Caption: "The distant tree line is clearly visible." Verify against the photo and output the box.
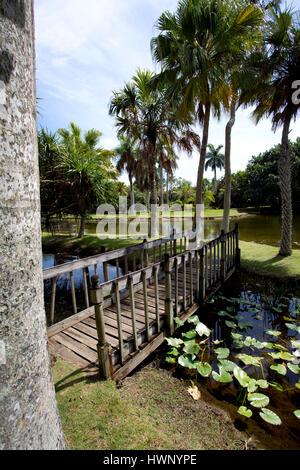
[214,138,300,213]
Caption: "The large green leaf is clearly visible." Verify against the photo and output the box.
[233,367,250,388]
[270,363,287,376]
[287,363,300,374]
[218,359,237,372]
[265,330,281,337]
[215,347,230,359]
[291,339,300,349]
[225,320,237,329]
[178,354,196,369]
[256,379,269,389]
[195,322,211,337]
[285,323,300,334]
[236,353,261,367]
[197,362,212,377]
[212,367,233,383]
[183,340,200,356]
[248,393,270,408]
[259,408,282,425]
[293,410,300,419]
[166,337,184,348]
[238,406,253,418]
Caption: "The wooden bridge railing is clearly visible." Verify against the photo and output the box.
[87,226,240,379]
[43,228,196,325]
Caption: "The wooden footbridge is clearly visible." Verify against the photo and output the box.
[45,226,240,381]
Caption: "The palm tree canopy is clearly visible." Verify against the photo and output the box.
[151,0,263,121]
[205,144,225,172]
[239,6,300,129]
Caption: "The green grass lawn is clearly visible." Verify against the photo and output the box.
[240,241,300,279]
[52,357,246,450]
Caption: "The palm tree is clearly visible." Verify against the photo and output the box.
[0,0,65,449]
[240,5,300,255]
[109,68,199,235]
[57,123,116,237]
[205,144,225,194]
[114,136,138,208]
[151,0,263,208]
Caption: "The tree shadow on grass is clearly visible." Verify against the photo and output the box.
[54,363,103,393]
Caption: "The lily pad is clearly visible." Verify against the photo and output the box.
[238,406,253,418]
[287,363,300,374]
[270,363,287,376]
[188,315,200,325]
[256,379,269,389]
[233,366,250,388]
[215,347,230,359]
[169,348,180,357]
[231,332,243,341]
[166,356,176,364]
[236,353,261,367]
[248,393,270,408]
[265,330,281,337]
[225,320,237,329]
[166,338,184,348]
[259,408,282,425]
[182,330,197,341]
[183,341,200,356]
[212,366,233,383]
[178,354,196,369]
[218,359,236,372]
[197,362,212,377]
[291,339,300,349]
[195,321,211,337]
[174,317,184,327]
[293,410,300,419]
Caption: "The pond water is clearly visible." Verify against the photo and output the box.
[43,253,123,325]
[166,275,300,450]
[47,214,300,249]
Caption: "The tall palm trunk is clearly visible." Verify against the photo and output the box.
[222,100,236,233]
[160,162,164,206]
[214,167,217,194]
[0,0,65,449]
[129,173,135,208]
[196,102,211,206]
[278,114,293,256]
[166,172,170,206]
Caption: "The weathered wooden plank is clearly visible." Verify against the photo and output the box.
[49,338,92,369]
[54,332,98,364]
[113,333,165,381]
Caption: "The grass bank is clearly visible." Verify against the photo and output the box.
[240,241,300,280]
[52,356,249,450]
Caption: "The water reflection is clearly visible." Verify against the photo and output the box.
[43,253,123,323]
[46,214,300,249]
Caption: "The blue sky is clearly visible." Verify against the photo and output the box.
[35,0,300,184]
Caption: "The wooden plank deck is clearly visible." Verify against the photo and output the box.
[49,261,220,370]
[47,228,240,380]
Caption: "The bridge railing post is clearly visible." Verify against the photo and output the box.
[235,224,241,271]
[164,253,174,336]
[199,245,205,304]
[90,275,113,379]
[220,230,226,281]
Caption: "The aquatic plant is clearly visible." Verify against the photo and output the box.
[165,293,300,427]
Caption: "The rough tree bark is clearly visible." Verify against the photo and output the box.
[0,0,65,449]
[222,99,236,233]
[278,114,293,256]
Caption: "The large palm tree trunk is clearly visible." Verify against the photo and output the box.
[278,115,293,256]
[222,100,236,233]
[129,173,135,208]
[0,1,65,449]
[196,102,211,206]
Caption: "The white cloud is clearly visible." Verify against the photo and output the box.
[35,0,300,185]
